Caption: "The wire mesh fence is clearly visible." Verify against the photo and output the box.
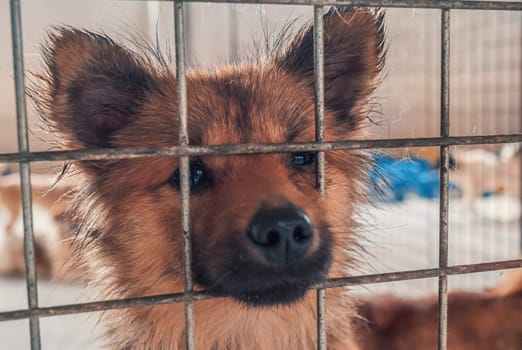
[2,1,522,350]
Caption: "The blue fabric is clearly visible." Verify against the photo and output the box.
[369,154,457,202]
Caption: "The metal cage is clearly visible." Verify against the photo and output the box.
[2,1,522,349]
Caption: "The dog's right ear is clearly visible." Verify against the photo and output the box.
[41,28,156,149]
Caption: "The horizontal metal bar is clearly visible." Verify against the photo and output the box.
[1,259,520,322]
[0,134,520,164]
[315,259,522,289]
[136,0,522,11]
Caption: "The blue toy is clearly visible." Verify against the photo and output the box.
[369,154,457,202]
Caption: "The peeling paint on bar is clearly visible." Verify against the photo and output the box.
[4,2,521,349]
[0,134,521,164]
[135,0,522,11]
[9,0,41,349]
[313,6,327,350]
[314,5,326,197]
[174,2,196,349]
[438,9,450,350]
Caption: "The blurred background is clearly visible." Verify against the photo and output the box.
[0,1,521,349]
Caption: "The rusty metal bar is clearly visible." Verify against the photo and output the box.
[228,5,239,63]
[0,134,521,164]
[3,3,522,349]
[518,13,522,255]
[9,0,41,349]
[174,1,195,349]
[0,259,520,322]
[438,8,451,350]
[135,0,522,11]
[313,6,327,349]
[314,6,326,197]
[316,288,327,349]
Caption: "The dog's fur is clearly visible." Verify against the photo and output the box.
[0,173,71,236]
[0,173,77,279]
[355,269,522,350]
[30,6,522,349]
[36,8,385,349]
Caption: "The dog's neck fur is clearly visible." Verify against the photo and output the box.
[103,289,359,350]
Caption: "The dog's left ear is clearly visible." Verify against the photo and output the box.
[276,8,385,127]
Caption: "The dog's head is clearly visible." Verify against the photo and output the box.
[39,8,385,306]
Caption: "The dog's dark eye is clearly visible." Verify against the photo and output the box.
[168,160,211,190]
[291,152,316,169]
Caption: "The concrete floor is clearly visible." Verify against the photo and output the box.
[0,279,102,350]
[354,196,520,296]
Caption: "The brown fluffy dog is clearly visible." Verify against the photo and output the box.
[35,7,384,349]
[355,269,522,350]
[0,173,71,236]
[0,173,76,279]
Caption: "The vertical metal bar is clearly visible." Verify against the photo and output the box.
[438,8,451,350]
[314,6,326,196]
[316,288,327,350]
[518,14,522,254]
[175,2,195,349]
[9,1,41,349]
[313,6,327,350]
[184,4,193,67]
[464,10,472,267]
[228,5,239,63]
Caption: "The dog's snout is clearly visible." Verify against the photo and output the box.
[247,205,313,265]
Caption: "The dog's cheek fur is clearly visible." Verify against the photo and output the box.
[323,149,368,271]
[91,188,183,294]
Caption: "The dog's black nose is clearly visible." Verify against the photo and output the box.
[247,205,313,265]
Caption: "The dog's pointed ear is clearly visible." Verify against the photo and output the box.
[276,8,385,128]
[42,28,156,149]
